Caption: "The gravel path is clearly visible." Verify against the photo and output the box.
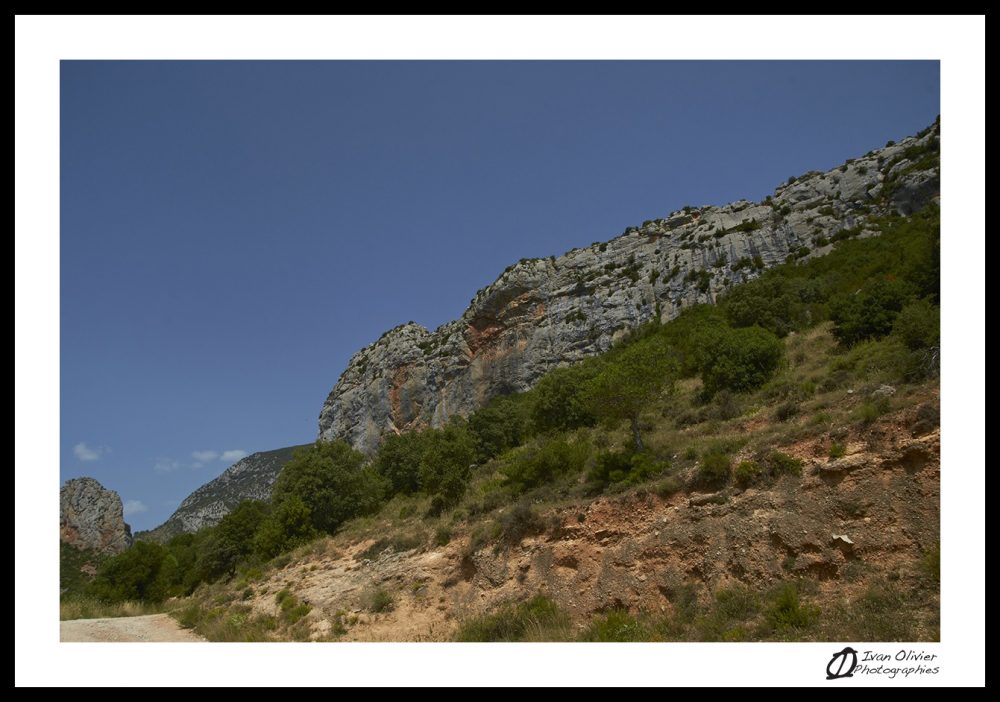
[60,613,205,642]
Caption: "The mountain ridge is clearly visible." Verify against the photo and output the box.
[318,122,940,454]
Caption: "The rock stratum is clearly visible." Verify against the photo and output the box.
[140,445,309,542]
[319,124,940,454]
[60,477,132,555]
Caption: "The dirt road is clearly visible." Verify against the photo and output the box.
[60,613,205,642]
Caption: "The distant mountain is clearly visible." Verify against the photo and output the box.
[60,477,132,554]
[138,445,309,542]
[319,122,941,454]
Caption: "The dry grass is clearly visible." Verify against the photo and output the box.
[60,596,168,621]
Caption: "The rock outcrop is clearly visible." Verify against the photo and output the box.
[319,123,940,454]
[139,445,309,542]
[60,477,132,555]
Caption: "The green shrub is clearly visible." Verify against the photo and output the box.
[253,494,317,560]
[434,525,453,547]
[654,475,683,499]
[530,362,601,434]
[855,397,891,425]
[696,451,731,487]
[829,442,846,459]
[699,326,784,396]
[768,451,804,477]
[498,501,545,545]
[374,430,427,494]
[501,437,589,494]
[774,401,799,422]
[892,299,939,351]
[733,460,762,488]
[579,610,653,641]
[418,420,478,507]
[766,583,819,633]
[468,394,532,461]
[589,450,669,489]
[89,541,174,604]
[830,279,912,346]
[455,595,569,642]
[365,587,395,613]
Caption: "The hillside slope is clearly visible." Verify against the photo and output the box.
[139,445,309,541]
[319,124,940,454]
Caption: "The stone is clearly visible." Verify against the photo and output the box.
[818,455,868,473]
[60,477,132,555]
[871,384,897,399]
[831,534,854,545]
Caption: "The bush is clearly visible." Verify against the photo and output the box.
[455,595,569,642]
[418,420,478,506]
[468,394,532,461]
[588,450,669,490]
[855,397,891,425]
[272,441,386,536]
[89,541,174,604]
[373,430,427,495]
[498,501,545,545]
[829,442,846,459]
[530,363,600,434]
[696,451,731,487]
[434,525,453,547]
[579,610,653,641]
[699,326,784,396]
[830,279,912,346]
[196,500,270,580]
[365,587,395,614]
[774,401,799,422]
[766,583,819,633]
[892,299,939,351]
[501,437,589,494]
[733,461,762,488]
[253,494,317,560]
[768,452,804,477]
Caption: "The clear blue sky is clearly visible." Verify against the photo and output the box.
[60,61,939,530]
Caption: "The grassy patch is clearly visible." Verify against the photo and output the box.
[455,595,570,642]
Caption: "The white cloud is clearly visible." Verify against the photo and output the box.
[73,442,107,462]
[122,500,148,516]
[192,450,219,463]
[153,457,183,473]
[220,449,248,462]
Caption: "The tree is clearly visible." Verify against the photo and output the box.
[468,394,531,461]
[253,494,316,559]
[89,541,173,603]
[699,326,784,396]
[582,340,679,452]
[271,441,386,535]
[830,279,911,346]
[418,420,477,506]
[196,500,269,579]
[374,430,427,495]
[529,362,601,434]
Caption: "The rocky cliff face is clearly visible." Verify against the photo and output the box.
[139,445,309,542]
[319,123,940,454]
[60,477,132,555]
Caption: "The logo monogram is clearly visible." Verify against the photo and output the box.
[827,646,859,680]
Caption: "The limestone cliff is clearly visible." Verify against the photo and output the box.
[60,477,132,555]
[319,123,940,454]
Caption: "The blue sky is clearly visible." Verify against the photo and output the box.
[60,61,939,530]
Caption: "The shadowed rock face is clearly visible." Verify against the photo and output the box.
[319,125,940,455]
[60,477,132,555]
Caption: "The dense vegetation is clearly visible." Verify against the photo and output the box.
[72,204,940,615]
